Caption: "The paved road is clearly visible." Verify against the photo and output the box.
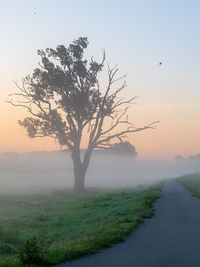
[58,179,200,267]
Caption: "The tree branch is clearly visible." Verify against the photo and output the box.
[96,121,159,146]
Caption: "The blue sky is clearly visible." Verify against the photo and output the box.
[1,0,200,102]
[1,0,200,157]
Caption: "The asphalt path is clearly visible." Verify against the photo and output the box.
[58,179,200,267]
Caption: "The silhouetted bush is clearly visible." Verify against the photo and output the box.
[18,236,53,264]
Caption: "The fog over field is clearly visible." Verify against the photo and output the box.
[0,151,196,194]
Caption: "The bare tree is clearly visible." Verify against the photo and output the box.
[8,37,157,192]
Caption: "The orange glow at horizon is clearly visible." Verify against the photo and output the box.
[1,98,200,159]
[1,0,200,161]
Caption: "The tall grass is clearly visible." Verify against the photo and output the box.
[177,173,200,197]
[0,184,162,266]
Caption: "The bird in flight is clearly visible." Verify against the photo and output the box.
[159,62,162,65]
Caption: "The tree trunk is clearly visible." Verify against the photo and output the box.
[72,147,92,192]
[74,163,86,192]
[72,151,86,192]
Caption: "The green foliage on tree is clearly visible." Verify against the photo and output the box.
[8,37,157,191]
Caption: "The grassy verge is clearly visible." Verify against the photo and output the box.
[0,183,162,266]
[177,173,200,198]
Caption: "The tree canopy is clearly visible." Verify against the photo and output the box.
[111,142,138,157]
[8,37,157,191]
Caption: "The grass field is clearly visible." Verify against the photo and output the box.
[0,184,162,266]
[177,173,200,197]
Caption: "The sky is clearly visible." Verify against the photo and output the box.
[0,0,200,159]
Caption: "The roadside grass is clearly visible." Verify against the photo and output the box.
[0,183,162,266]
[177,173,200,197]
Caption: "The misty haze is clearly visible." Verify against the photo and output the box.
[1,1,200,266]
[0,151,196,194]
